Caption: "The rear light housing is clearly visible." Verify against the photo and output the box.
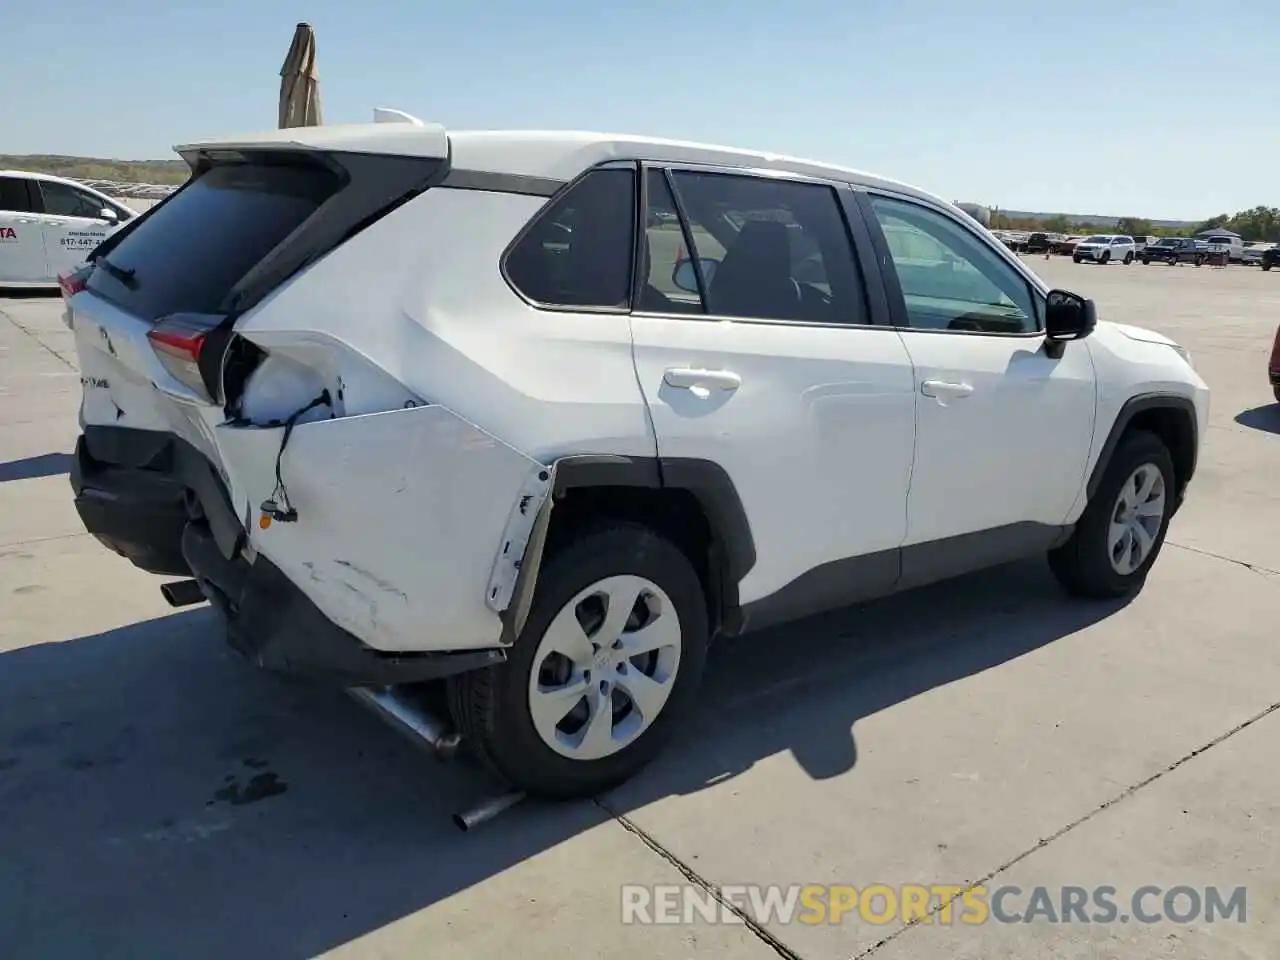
[1270,324,1280,375]
[146,313,226,403]
[58,264,91,301]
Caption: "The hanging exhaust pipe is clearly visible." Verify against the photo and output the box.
[160,578,206,607]
[348,685,461,761]
[453,791,527,832]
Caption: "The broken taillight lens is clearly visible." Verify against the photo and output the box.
[58,265,91,301]
[147,313,224,402]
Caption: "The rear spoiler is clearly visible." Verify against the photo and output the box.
[173,108,447,164]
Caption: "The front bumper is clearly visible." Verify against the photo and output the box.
[70,425,504,687]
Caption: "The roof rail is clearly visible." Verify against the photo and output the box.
[373,108,425,126]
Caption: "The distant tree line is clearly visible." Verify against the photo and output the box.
[991,207,1280,242]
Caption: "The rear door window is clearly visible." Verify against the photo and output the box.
[86,161,340,320]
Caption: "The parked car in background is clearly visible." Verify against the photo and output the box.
[1074,235,1137,264]
[1026,232,1053,254]
[1143,237,1206,267]
[0,171,136,287]
[1056,236,1085,256]
[1271,324,1280,403]
[1241,242,1274,266]
[1131,236,1155,256]
[1196,233,1243,262]
[60,111,1209,798]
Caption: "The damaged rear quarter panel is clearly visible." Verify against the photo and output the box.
[214,404,543,653]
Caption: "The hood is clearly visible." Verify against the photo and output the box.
[1106,321,1179,347]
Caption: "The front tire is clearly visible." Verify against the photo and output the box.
[1073,255,1082,264]
[1123,252,1134,265]
[1195,255,1205,267]
[1100,252,1111,264]
[1142,257,1151,265]
[1049,430,1176,599]
[449,522,709,799]
[1263,262,1273,272]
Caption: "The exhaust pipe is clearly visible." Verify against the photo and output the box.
[453,791,526,832]
[348,685,461,761]
[161,578,206,607]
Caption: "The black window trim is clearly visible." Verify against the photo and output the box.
[499,159,639,315]
[852,187,1047,338]
[628,160,892,331]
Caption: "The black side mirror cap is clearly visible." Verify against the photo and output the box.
[1045,289,1097,342]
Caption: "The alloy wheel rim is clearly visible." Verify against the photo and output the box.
[527,575,682,761]
[1107,463,1166,575]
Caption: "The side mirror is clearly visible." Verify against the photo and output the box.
[672,257,717,293]
[99,207,119,223]
[1044,289,1096,354]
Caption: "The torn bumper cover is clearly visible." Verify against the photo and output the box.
[70,425,506,687]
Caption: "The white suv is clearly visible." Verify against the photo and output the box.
[64,111,1209,799]
[1073,234,1137,265]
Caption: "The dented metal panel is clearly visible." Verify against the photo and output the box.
[214,404,543,653]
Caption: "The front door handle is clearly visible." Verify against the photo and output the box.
[664,368,742,392]
[920,379,974,400]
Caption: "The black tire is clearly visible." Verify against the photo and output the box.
[1100,252,1111,264]
[1194,255,1204,267]
[1263,262,1273,272]
[1123,252,1133,265]
[1048,430,1176,600]
[1073,256,1082,264]
[449,522,710,799]
[1168,258,1177,266]
[1142,257,1150,265]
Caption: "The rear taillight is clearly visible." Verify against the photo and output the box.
[147,314,223,402]
[1270,325,1280,374]
[58,265,91,301]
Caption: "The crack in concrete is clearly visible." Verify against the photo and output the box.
[0,303,77,370]
[851,699,1280,958]
[597,797,807,960]
[1166,539,1280,579]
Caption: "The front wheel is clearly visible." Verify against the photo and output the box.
[1263,262,1273,272]
[449,522,709,799]
[1073,256,1082,264]
[1123,252,1134,265]
[1049,430,1176,599]
[1100,252,1111,264]
[1142,257,1151,265]
[1195,255,1205,267]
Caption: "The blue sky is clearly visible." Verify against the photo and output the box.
[2,0,1275,219]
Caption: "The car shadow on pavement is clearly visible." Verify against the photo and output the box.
[1233,403,1280,435]
[0,452,73,483]
[0,558,1127,959]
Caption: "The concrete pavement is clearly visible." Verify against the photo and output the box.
[1,258,1278,958]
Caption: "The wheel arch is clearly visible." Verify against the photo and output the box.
[503,455,756,643]
[1086,393,1198,509]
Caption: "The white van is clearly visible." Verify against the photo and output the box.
[0,171,136,288]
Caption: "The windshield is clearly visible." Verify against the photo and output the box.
[1156,238,1181,246]
[1085,236,1113,244]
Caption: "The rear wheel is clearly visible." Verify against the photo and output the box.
[1263,262,1273,272]
[1195,255,1205,267]
[1123,252,1134,265]
[449,522,709,799]
[1142,257,1150,265]
[1073,255,1082,264]
[1049,430,1175,599]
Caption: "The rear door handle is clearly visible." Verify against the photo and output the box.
[921,379,974,399]
[664,368,742,391]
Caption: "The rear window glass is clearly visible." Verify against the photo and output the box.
[86,161,340,320]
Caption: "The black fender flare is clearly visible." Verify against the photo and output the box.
[498,454,756,643]
[550,455,757,584]
[1085,393,1199,503]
